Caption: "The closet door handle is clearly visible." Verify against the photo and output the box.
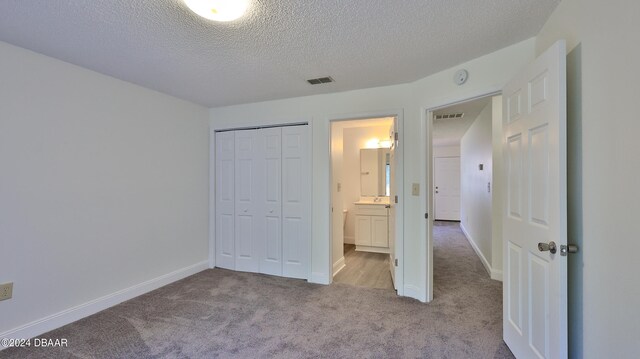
[269,209,274,213]
[243,209,248,213]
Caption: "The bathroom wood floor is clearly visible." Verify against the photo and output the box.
[333,244,394,290]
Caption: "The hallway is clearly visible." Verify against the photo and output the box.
[432,220,512,357]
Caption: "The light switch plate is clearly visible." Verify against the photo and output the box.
[412,183,420,196]
[0,282,13,301]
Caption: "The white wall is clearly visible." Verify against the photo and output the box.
[210,38,536,300]
[342,125,391,242]
[460,102,494,273]
[433,145,460,158]
[0,41,210,338]
[536,0,640,357]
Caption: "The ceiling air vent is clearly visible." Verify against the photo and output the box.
[434,113,464,120]
[307,76,334,85]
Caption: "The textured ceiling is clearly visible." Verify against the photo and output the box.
[433,96,492,146]
[0,1,559,107]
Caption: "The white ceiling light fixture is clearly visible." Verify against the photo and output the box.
[183,0,250,22]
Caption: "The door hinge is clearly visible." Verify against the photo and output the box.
[425,213,429,219]
[394,132,399,141]
[394,258,398,267]
[394,195,398,203]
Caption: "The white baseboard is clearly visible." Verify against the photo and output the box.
[0,261,209,343]
[355,245,390,254]
[310,271,330,285]
[332,256,346,276]
[343,236,355,244]
[460,224,502,282]
[491,269,503,281]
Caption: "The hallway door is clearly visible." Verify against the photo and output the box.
[434,157,461,221]
[502,40,569,358]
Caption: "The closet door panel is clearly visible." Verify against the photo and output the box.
[281,126,310,279]
[215,131,235,270]
[258,127,283,276]
[234,130,260,272]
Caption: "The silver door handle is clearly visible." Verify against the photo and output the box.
[243,209,248,213]
[269,209,274,213]
[538,241,557,254]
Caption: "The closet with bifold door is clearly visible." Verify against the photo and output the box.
[215,124,310,280]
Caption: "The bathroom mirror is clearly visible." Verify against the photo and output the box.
[360,148,390,197]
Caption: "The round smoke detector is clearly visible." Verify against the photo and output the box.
[453,69,469,85]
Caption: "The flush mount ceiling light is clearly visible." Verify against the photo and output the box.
[183,0,249,22]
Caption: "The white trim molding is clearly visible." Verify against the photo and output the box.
[332,256,346,277]
[491,269,503,281]
[460,224,503,282]
[0,261,209,343]
[310,271,330,285]
[403,285,424,302]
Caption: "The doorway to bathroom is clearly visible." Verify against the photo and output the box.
[329,116,401,292]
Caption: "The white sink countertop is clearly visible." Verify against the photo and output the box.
[354,197,390,205]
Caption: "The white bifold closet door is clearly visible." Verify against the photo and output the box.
[215,131,236,270]
[234,129,260,272]
[281,126,310,279]
[258,127,283,276]
[215,125,309,279]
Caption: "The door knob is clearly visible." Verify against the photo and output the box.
[243,209,248,213]
[269,209,274,213]
[538,241,557,254]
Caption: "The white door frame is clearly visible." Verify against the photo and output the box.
[209,120,313,281]
[328,109,405,296]
[421,89,501,301]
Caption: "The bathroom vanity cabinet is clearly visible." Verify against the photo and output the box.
[354,202,389,253]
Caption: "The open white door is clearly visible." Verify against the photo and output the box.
[388,119,398,289]
[502,40,568,358]
[330,124,345,278]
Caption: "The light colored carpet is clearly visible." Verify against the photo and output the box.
[2,221,512,358]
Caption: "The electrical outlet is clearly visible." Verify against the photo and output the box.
[412,183,420,196]
[0,282,13,301]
